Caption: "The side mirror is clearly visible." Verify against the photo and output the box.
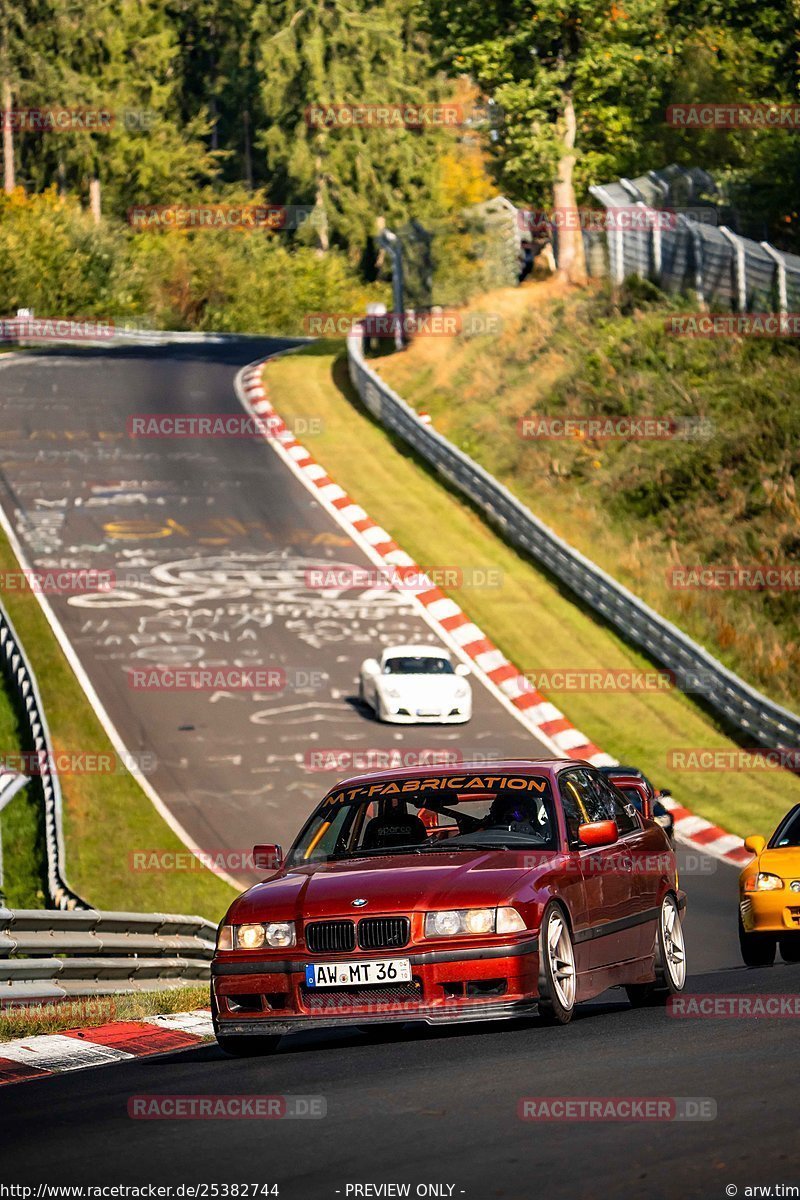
[253,844,283,871]
[455,663,471,677]
[578,820,618,849]
[743,835,765,857]
[361,658,380,677]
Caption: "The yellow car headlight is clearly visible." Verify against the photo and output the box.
[744,872,784,892]
[233,921,296,949]
[236,922,266,950]
[424,907,526,937]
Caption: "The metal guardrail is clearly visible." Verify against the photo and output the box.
[0,908,216,1001]
[587,166,800,313]
[0,601,87,910]
[346,329,800,753]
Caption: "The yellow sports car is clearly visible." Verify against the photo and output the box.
[739,803,800,966]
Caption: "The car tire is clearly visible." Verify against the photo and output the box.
[778,936,800,964]
[215,1034,281,1057]
[738,914,776,967]
[537,902,577,1025]
[626,892,686,1007]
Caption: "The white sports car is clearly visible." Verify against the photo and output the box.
[358,644,472,724]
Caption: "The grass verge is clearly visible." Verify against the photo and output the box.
[0,527,235,920]
[0,985,210,1041]
[377,278,800,713]
[264,342,800,840]
[0,660,45,908]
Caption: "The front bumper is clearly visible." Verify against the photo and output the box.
[740,891,800,934]
[379,710,471,725]
[213,936,539,1036]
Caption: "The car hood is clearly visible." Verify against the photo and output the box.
[758,848,800,879]
[228,849,555,923]
[374,675,467,701]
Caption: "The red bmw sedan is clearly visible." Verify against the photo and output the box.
[211,759,687,1054]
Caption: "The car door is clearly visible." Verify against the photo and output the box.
[587,771,657,960]
[558,768,638,969]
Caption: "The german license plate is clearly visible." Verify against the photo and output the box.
[305,959,412,988]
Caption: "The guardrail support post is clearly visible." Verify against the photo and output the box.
[720,226,747,312]
[760,241,788,316]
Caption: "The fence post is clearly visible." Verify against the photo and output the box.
[720,226,747,311]
[681,217,705,306]
[377,228,405,350]
[760,242,788,316]
[633,200,661,281]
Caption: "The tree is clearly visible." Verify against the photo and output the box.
[10,0,217,219]
[425,0,684,282]
[253,0,462,260]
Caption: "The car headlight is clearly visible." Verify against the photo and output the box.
[383,686,401,701]
[216,924,233,950]
[424,907,525,937]
[744,872,784,892]
[226,921,297,949]
[454,684,470,700]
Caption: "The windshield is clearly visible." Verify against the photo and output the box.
[770,805,800,849]
[287,772,557,865]
[384,656,454,675]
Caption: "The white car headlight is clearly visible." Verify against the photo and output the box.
[454,683,470,700]
[745,872,784,892]
[424,907,525,937]
[383,686,402,701]
[232,921,296,949]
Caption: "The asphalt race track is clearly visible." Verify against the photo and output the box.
[0,340,549,882]
[1,342,798,1197]
[3,866,800,1198]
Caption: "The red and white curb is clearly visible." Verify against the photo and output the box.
[235,357,750,871]
[0,1009,213,1086]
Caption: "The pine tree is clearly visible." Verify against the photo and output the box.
[254,0,460,258]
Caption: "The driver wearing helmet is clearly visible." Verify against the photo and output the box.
[484,792,551,838]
